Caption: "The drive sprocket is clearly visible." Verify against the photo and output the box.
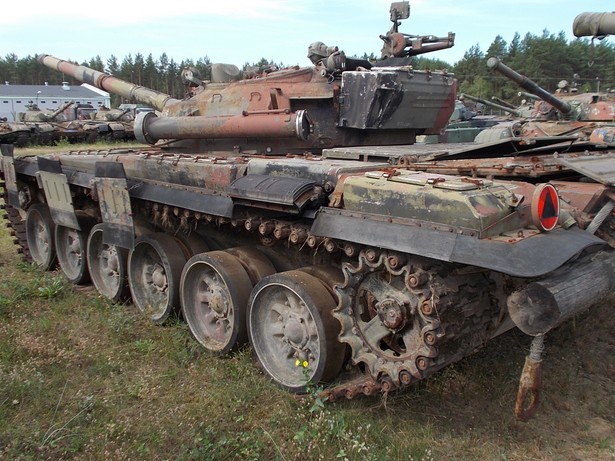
[333,250,500,388]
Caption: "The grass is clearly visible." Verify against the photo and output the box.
[1,172,614,460]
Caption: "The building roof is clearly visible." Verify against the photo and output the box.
[0,83,109,99]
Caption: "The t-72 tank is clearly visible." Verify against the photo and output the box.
[0,102,81,146]
[0,102,135,146]
[1,2,613,421]
[476,56,615,143]
[75,105,135,142]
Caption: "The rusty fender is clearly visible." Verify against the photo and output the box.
[507,249,615,336]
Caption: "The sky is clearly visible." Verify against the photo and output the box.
[1,0,612,71]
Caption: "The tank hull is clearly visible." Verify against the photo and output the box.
[1,141,612,409]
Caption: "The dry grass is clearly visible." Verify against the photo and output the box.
[0,181,614,460]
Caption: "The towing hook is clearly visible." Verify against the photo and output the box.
[515,334,545,421]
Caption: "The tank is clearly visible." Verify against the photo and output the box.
[3,102,87,145]
[476,56,615,143]
[0,101,135,145]
[1,2,613,421]
[2,103,79,146]
[419,96,506,143]
[73,105,136,142]
[0,118,34,146]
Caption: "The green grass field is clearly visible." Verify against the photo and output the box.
[0,146,613,460]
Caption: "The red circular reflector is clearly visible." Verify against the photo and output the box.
[531,183,559,232]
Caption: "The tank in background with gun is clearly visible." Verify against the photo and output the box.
[475,57,615,143]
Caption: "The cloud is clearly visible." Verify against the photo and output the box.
[0,0,302,25]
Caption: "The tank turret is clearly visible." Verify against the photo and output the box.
[93,106,133,122]
[38,7,456,154]
[46,102,75,121]
[20,102,73,123]
[487,57,572,117]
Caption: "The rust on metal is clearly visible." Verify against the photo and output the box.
[515,355,543,421]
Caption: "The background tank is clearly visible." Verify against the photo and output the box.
[475,56,615,143]
[418,95,508,144]
[0,101,135,145]
[0,118,33,146]
[1,2,613,423]
[460,92,522,118]
[87,106,135,141]
[12,102,90,144]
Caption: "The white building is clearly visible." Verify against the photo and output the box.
[0,82,110,121]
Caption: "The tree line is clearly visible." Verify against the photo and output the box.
[1,30,614,108]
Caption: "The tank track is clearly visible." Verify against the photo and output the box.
[0,172,30,262]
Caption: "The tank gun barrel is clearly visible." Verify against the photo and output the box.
[459,93,520,116]
[48,101,74,120]
[517,91,541,101]
[487,57,572,115]
[490,96,516,110]
[573,12,615,37]
[38,54,180,112]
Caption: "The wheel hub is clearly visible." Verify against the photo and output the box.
[150,264,167,292]
[102,247,119,274]
[283,313,309,348]
[376,298,406,330]
[36,224,50,252]
[208,287,228,317]
[334,251,439,386]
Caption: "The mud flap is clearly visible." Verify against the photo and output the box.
[0,144,19,208]
[93,162,135,249]
[37,157,80,230]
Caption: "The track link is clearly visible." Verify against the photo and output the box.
[0,173,30,261]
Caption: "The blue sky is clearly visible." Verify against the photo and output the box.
[1,0,612,69]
